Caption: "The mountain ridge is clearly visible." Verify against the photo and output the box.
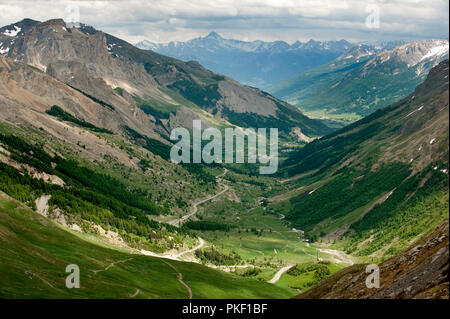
[272,59,449,260]
[0,18,331,140]
[136,33,354,89]
[269,39,449,123]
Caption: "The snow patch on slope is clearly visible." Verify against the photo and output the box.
[0,42,10,55]
[2,25,21,37]
[420,41,449,62]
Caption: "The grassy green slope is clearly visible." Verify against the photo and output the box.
[269,56,370,106]
[0,193,293,299]
[272,60,449,259]
[343,166,449,258]
[276,262,344,292]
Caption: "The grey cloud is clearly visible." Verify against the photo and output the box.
[0,0,447,43]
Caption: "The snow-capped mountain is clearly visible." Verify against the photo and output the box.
[269,39,449,122]
[136,33,353,89]
[337,44,379,61]
[361,40,449,76]
[0,19,39,55]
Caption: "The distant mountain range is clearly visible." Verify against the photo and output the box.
[136,33,355,89]
[269,40,449,123]
[136,34,410,90]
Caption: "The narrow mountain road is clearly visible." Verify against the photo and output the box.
[268,264,294,284]
[168,168,229,227]
[162,260,193,299]
[91,258,133,274]
[140,237,205,261]
[140,169,229,262]
[129,288,140,298]
[210,264,262,272]
[173,238,205,259]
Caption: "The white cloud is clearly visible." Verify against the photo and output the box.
[0,0,447,43]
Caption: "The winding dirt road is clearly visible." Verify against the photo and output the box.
[168,168,229,227]
[140,237,204,261]
[140,169,229,261]
[162,260,193,299]
[268,264,294,284]
[173,238,205,259]
[91,258,133,274]
[129,288,140,298]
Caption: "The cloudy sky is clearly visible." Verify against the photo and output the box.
[0,0,448,44]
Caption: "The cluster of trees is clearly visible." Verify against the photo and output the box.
[124,125,216,184]
[287,163,411,232]
[287,261,329,276]
[123,125,171,160]
[0,133,54,173]
[345,163,449,256]
[113,87,124,96]
[313,265,331,281]
[195,247,242,266]
[46,105,113,134]
[0,159,183,240]
[185,220,232,231]
[238,267,262,277]
[0,133,189,250]
[66,85,115,110]
[282,121,385,176]
[56,159,166,216]
[287,261,331,284]
[168,79,221,108]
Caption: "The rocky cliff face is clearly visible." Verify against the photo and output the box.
[296,220,449,299]
[0,51,162,142]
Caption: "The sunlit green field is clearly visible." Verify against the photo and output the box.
[0,193,294,299]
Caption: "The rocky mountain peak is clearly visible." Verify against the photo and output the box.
[205,31,222,40]
[338,43,378,60]
[40,18,66,28]
[0,18,39,38]
[366,39,449,70]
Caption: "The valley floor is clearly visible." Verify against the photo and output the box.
[156,168,353,293]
